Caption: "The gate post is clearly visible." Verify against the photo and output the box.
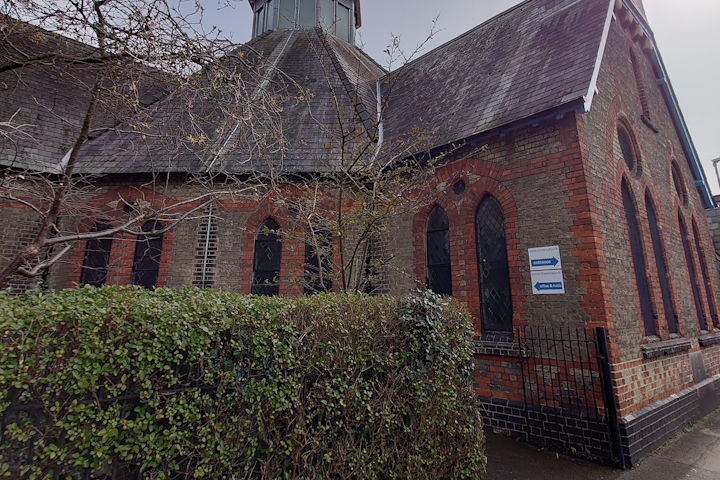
[595,327,626,469]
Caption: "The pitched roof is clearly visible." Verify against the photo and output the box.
[0,16,172,172]
[3,0,614,175]
[379,0,610,155]
[73,28,385,175]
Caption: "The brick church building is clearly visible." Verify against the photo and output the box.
[2,0,720,467]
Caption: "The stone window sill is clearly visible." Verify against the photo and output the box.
[475,339,520,358]
[641,337,691,359]
[699,332,720,348]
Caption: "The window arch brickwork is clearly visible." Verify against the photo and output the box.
[692,218,719,328]
[621,180,656,336]
[678,213,707,331]
[644,193,677,334]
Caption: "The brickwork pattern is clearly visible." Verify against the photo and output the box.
[579,18,720,417]
[0,206,42,292]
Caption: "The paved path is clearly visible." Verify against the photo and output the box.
[486,408,720,480]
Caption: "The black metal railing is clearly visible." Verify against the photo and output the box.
[517,326,605,420]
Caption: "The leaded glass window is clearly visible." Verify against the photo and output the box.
[298,0,315,27]
[252,219,282,296]
[319,0,335,32]
[679,214,707,331]
[475,196,513,334]
[305,228,333,295]
[645,194,677,333]
[336,3,350,41]
[426,206,452,296]
[254,5,265,36]
[80,221,113,287]
[278,0,295,28]
[265,0,275,32]
[131,221,163,289]
[621,181,655,336]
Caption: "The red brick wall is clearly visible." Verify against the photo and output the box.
[579,17,720,416]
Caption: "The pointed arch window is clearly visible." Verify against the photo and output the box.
[621,180,655,336]
[692,219,719,328]
[678,214,707,331]
[80,221,113,287]
[252,219,282,296]
[645,194,678,333]
[131,220,163,289]
[475,196,513,334]
[426,206,452,296]
[671,161,688,206]
[618,126,636,172]
[305,228,333,295]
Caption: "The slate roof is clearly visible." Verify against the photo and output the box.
[0,16,172,172]
[1,0,613,175]
[71,27,385,174]
[379,0,610,155]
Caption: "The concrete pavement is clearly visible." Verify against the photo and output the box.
[485,408,720,480]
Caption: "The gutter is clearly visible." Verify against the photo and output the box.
[652,52,715,209]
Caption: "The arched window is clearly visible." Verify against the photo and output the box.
[618,126,636,172]
[621,180,655,336]
[645,194,677,333]
[305,228,333,295]
[426,206,452,296]
[475,196,513,334]
[692,219,719,328]
[678,214,707,331]
[252,218,282,296]
[131,220,163,289]
[80,221,113,287]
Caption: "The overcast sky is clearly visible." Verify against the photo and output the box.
[203,0,720,193]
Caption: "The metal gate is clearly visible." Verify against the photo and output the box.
[517,326,622,466]
[480,326,623,466]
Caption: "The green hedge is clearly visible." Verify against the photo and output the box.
[0,287,484,479]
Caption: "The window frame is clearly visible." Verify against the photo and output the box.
[425,205,452,296]
[80,221,113,287]
[475,195,513,336]
[644,192,678,334]
[621,179,656,337]
[131,220,164,289]
[251,218,282,296]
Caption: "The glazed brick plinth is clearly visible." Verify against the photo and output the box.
[478,397,614,464]
[618,374,720,466]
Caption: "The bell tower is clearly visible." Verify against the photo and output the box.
[249,0,361,43]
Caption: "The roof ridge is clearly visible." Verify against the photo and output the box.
[318,28,378,142]
[1,14,98,54]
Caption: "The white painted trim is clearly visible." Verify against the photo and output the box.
[370,79,384,164]
[583,0,616,113]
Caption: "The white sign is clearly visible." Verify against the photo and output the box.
[528,246,562,271]
[531,270,566,295]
